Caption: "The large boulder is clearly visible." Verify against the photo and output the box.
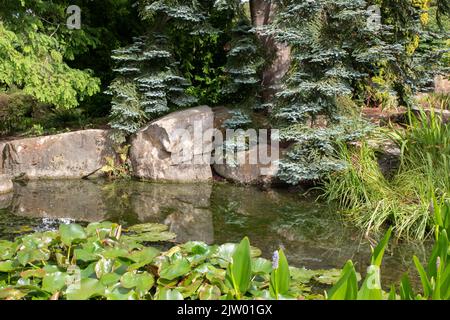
[0,174,13,194]
[0,130,115,179]
[213,143,279,185]
[130,106,214,182]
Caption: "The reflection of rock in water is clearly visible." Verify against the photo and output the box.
[164,208,214,244]
[9,180,214,244]
[0,192,13,209]
[130,183,214,244]
[11,180,107,221]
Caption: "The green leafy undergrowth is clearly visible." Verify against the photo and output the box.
[0,222,342,300]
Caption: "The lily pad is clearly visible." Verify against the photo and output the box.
[199,283,221,300]
[159,258,191,280]
[157,287,184,300]
[59,224,87,246]
[65,278,105,300]
[42,271,67,294]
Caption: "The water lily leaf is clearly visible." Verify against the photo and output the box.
[120,271,154,293]
[0,260,18,272]
[95,258,114,279]
[80,262,97,279]
[315,269,349,285]
[252,258,272,274]
[0,240,16,260]
[159,258,191,280]
[102,248,129,259]
[0,287,28,300]
[181,241,210,255]
[123,232,176,243]
[85,222,115,237]
[59,224,87,246]
[100,273,122,286]
[157,287,184,300]
[214,243,261,267]
[73,248,98,262]
[199,283,221,300]
[127,223,168,233]
[123,223,176,243]
[65,278,105,300]
[17,248,50,266]
[105,285,137,300]
[128,247,160,264]
[42,272,67,294]
[43,265,60,274]
[290,267,317,283]
[20,268,46,279]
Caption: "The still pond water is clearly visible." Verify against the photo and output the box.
[0,179,430,286]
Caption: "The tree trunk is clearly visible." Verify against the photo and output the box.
[250,0,291,102]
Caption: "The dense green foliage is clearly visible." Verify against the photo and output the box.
[257,0,450,185]
[323,108,450,239]
[108,0,265,141]
[0,222,342,300]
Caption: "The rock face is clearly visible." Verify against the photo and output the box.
[0,130,115,179]
[0,174,13,194]
[213,144,279,185]
[130,106,214,182]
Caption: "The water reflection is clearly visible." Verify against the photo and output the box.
[0,179,431,286]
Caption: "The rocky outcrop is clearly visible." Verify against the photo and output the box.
[0,174,13,194]
[0,130,115,179]
[130,106,214,182]
[213,143,279,185]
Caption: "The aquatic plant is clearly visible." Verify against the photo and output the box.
[328,199,450,300]
[0,222,341,300]
[322,108,450,239]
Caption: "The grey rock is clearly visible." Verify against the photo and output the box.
[0,174,13,194]
[130,106,214,182]
[0,130,115,179]
[213,143,279,185]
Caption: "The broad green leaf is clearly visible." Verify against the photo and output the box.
[100,273,121,286]
[59,224,87,246]
[65,278,105,300]
[327,260,358,300]
[120,271,154,293]
[357,265,382,300]
[0,260,17,272]
[157,287,184,300]
[159,258,191,280]
[105,285,137,300]
[0,287,28,300]
[95,258,114,279]
[252,258,272,274]
[371,227,392,267]
[42,272,67,294]
[399,273,415,300]
[199,283,221,300]
[20,268,46,279]
[413,255,431,298]
[227,237,252,296]
[128,247,160,264]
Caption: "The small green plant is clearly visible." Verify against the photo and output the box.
[100,145,131,179]
[328,199,450,300]
[269,248,290,300]
[225,237,252,299]
[26,124,45,137]
[327,227,392,300]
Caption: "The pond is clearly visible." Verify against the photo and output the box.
[0,179,430,287]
